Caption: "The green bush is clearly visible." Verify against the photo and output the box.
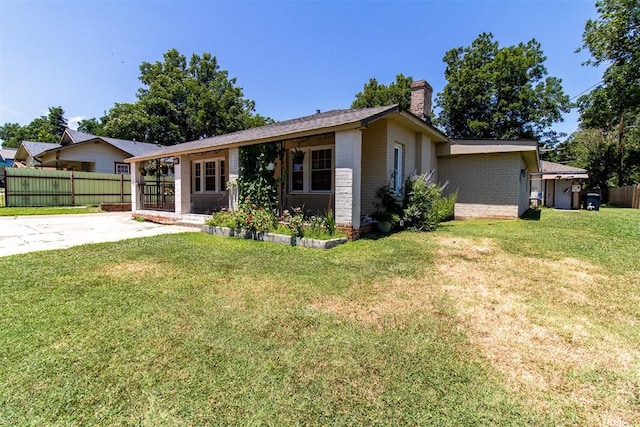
[206,200,277,233]
[403,173,456,231]
[207,204,343,240]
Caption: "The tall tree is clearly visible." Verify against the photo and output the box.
[0,106,68,147]
[351,74,413,110]
[578,0,640,186]
[82,49,267,145]
[435,33,571,142]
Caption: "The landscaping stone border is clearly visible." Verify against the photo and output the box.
[202,225,348,249]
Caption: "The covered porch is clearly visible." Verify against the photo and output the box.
[127,128,364,237]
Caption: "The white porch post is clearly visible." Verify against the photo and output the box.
[130,161,142,211]
[228,147,240,210]
[335,129,362,231]
[175,156,190,214]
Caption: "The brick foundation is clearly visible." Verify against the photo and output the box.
[100,203,131,212]
[134,213,178,225]
[337,222,375,241]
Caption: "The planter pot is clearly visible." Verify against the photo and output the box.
[376,220,392,233]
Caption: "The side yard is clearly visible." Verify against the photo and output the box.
[0,208,638,425]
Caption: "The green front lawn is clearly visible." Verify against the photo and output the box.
[1,207,638,425]
[0,205,103,216]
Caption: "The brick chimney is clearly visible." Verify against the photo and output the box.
[410,80,433,122]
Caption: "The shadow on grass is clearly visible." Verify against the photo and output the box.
[521,209,541,221]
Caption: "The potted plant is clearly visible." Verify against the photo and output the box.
[292,149,305,167]
[371,184,403,233]
[370,210,400,233]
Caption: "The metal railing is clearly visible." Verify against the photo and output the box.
[140,177,175,212]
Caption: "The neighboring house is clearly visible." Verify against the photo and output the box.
[1,147,17,185]
[0,147,17,167]
[13,141,61,168]
[13,129,159,174]
[126,79,540,239]
[531,161,589,210]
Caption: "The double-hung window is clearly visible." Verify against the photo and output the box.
[290,147,333,193]
[192,158,226,193]
[115,162,130,175]
[393,144,404,194]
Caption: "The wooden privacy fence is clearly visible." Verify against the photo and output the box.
[608,184,640,208]
[3,169,131,207]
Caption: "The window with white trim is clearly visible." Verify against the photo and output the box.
[289,147,333,193]
[192,158,226,193]
[115,162,130,175]
[393,144,404,194]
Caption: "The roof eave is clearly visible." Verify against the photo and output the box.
[126,121,366,163]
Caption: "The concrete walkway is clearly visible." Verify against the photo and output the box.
[0,212,199,257]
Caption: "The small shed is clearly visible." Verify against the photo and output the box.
[531,161,588,210]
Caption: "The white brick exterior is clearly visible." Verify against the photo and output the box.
[335,129,362,228]
[228,148,239,211]
[175,157,190,214]
[130,162,142,211]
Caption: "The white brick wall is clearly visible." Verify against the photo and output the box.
[335,129,362,228]
[228,148,239,211]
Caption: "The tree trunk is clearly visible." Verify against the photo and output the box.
[618,112,624,187]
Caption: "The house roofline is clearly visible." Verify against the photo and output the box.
[125,122,364,163]
[126,105,450,163]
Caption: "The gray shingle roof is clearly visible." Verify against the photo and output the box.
[64,129,96,143]
[61,128,160,157]
[132,105,402,160]
[94,136,160,157]
[0,147,17,161]
[22,141,61,157]
[540,160,587,174]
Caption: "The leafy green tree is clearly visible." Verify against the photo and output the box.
[435,33,571,142]
[578,0,640,185]
[77,117,105,135]
[351,74,413,110]
[556,129,619,189]
[0,123,26,148]
[0,106,67,147]
[87,49,264,145]
[102,103,151,142]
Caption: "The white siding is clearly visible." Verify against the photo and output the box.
[56,141,129,173]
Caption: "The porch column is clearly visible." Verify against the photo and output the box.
[335,129,362,232]
[175,156,190,214]
[130,161,142,211]
[228,147,240,210]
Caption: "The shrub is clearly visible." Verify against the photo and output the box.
[323,208,336,236]
[206,200,277,234]
[403,173,456,231]
[281,207,305,237]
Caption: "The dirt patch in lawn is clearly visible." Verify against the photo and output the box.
[435,236,640,426]
[310,276,441,330]
[99,261,168,279]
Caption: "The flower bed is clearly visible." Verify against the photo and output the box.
[201,225,347,249]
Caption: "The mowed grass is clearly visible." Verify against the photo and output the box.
[0,205,103,216]
[1,208,638,425]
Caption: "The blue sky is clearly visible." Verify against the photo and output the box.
[0,0,602,141]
